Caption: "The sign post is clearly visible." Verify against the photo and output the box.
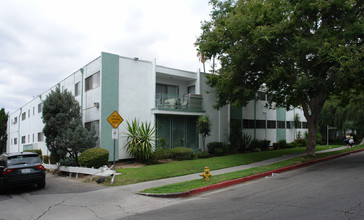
[107,111,124,170]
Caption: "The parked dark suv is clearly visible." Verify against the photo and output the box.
[0,152,46,190]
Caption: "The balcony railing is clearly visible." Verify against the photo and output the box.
[155,93,204,112]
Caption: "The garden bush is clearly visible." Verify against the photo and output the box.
[151,148,172,161]
[79,148,109,168]
[277,140,288,149]
[295,138,307,147]
[248,139,270,151]
[194,151,210,159]
[171,147,194,160]
[207,142,226,155]
[286,142,298,148]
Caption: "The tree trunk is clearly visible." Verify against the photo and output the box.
[301,92,328,156]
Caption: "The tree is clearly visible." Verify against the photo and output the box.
[320,92,364,141]
[42,87,97,165]
[0,108,8,154]
[196,0,363,155]
[197,115,211,152]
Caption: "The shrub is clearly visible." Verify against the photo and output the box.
[194,151,210,159]
[273,140,288,149]
[248,139,270,152]
[79,148,109,168]
[277,140,287,149]
[207,142,226,155]
[151,148,172,161]
[171,147,193,160]
[24,149,42,157]
[295,138,307,147]
[286,142,298,148]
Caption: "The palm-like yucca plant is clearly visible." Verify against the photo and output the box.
[124,119,156,162]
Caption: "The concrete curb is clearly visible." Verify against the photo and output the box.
[140,148,364,198]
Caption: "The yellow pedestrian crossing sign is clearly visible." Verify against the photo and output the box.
[107,111,124,128]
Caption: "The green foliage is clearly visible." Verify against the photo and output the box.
[320,95,364,140]
[197,115,211,151]
[151,148,172,161]
[24,149,42,156]
[207,142,226,155]
[171,147,194,161]
[0,108,8,154]
[273,140,288,150]
[194,151,210,159]
[124,119,156,162]
[286,142,298,148]
[248,139,270,152]
[196,0,364,155]
[78,148,109,168]
[42,87,97,165]
[295,138,307,147]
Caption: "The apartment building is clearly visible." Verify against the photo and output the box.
[7,52,308,161]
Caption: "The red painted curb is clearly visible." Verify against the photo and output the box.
[142,148,364,198]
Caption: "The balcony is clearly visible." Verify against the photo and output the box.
[154,93,204,112]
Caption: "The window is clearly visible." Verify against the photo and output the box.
[75,82,80,96]
[256,120,266,129]
[85,71,100,91]
[14,138,17,145]
[13,117,17,124]
[28,109,30,118]
[21,136,26,144]
[286,121,293,129]
[33,107,35,115]
[85,120,100,136]
[277,121,285,129]
[38,132,44,142]
[257,91,266,101]
[302,122,308,129]
[243,119,255,129]
[22,112,26,121]
[156,84,179,96]
[267,120,276,129]
[38,103,42,113]
[32,134,34,142]
[188,85,196,94]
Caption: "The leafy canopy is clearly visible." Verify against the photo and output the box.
[196,0,363,155]
[42,87,97,165]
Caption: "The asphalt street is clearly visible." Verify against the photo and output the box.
[121,151,364,220]
[0,148,363,220]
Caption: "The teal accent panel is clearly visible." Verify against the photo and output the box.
[100,52,120,161]
[230,106,242,120]
[276,108,286,141]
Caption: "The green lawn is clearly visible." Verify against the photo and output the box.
[141,145,364,194]
[107,145,343,186]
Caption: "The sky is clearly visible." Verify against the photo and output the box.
[0,0,212,114]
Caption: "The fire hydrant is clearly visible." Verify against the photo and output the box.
[200,166,212,181]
